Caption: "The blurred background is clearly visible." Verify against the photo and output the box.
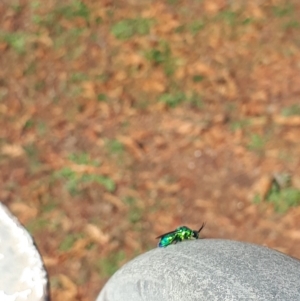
[1,0,300,300]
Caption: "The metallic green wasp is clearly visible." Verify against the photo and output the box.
[156,223,205,248]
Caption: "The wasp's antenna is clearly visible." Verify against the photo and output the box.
[198,222,205,233]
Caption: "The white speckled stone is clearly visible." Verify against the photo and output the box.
[0,203,49,301]
[97,239,300,301]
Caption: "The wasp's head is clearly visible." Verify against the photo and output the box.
[192,230,200,239]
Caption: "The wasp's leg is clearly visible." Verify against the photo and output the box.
[172,237,180,245]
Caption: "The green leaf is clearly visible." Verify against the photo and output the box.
[111,18,153,40]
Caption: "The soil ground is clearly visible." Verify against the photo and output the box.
[1,1,300,300]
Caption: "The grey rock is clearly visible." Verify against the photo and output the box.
[97,239,300,301]
[0,203,49,301]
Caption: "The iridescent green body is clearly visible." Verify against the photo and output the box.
[156,223,205,248]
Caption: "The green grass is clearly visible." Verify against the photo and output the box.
[95,73,111,83]
[146,49,166,64]
[159,92,186,108]
[34,80,46,91]
[41,202,57,213]
[253,175,300,213]
[174,25,185,33]
[266,186,300,213]
[96,251,126,277]
[283,20,300,30]
[247,133,265,151]
[0,32,27,54]
[68,152,100,166]
[70,72,89,83]
[281,104,300,116]
[215,10,238,26]
[32,0,91,29]
[55,167,116,194]
[24,61,36,75]
[128,209,143,224]
[272,3,294,17]
[192,75,205,82]
[37,121,48,136]
[54,167,80,195]
[23,119,35,130]
[230,119,250,131]
[97,93,107,102]
[187,92,203,109]
[26,217,49,234]
[106,139,124,154]
[124,197,143,224]
[83,174,116,192]
[11,4,23,13]
[158,91,203,109]
[57,1,90,21]
[59,233,84,251]
[144,41,176,76]
[23,142,42,173]
[111,18,154,40]
[167,0,179,4]
[242,17,255,25]
[189,20,205,35]
[252,194,261,205]
[53,28,86,50]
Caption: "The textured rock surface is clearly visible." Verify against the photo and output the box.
[97,239,300,301]
[0,203,49,301]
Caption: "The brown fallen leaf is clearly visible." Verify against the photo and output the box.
[252,175,273,201]
[84,224,110,245]
[203,0,226,14]
[1,144,24,157]
[103,193,127,211]
[273,115,300,126]
[286,230,300,240]
[54,274,77,301]
[43,256,59,267]
[9,202,38,224]
[117,135,144,160]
